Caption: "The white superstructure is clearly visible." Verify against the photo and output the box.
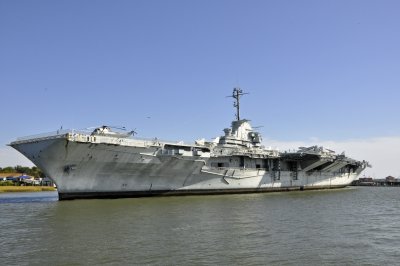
[10,88,369,200]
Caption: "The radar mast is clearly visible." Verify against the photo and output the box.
[228,87,248,121]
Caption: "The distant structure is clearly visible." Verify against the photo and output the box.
[0,172,22,181]
[352,176,400,186]
[0,172,52,186]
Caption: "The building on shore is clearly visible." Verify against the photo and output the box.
[0,172,24,181]
[0,173,53,186]
[352,176,400,186]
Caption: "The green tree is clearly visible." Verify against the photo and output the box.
[0,166,15,173]
[15,165,31,175]
[0,166,45,178]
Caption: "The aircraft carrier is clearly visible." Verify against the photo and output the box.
[10,88,369,200]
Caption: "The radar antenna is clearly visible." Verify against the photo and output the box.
[227,87,249,121]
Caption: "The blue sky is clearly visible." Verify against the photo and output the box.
[1,0,400,177]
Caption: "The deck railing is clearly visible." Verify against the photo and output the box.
[14,128,195,146]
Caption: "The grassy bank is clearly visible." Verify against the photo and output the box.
[0,186,56,193]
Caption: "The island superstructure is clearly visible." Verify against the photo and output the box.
[10,88,369,200]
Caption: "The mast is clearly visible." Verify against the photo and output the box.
[228,87,248,121]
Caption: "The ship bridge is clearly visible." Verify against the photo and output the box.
[218,88,263,148]
[218,119,262,148]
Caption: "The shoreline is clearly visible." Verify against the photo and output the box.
[0,186,57,193]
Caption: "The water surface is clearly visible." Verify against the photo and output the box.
[1,187,399,265]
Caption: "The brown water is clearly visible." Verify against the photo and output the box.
[1,187,399,265]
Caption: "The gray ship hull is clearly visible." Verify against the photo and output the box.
[11,132,362,200]
[10,88,368,200]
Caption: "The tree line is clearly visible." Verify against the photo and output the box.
[0,166,45,178]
